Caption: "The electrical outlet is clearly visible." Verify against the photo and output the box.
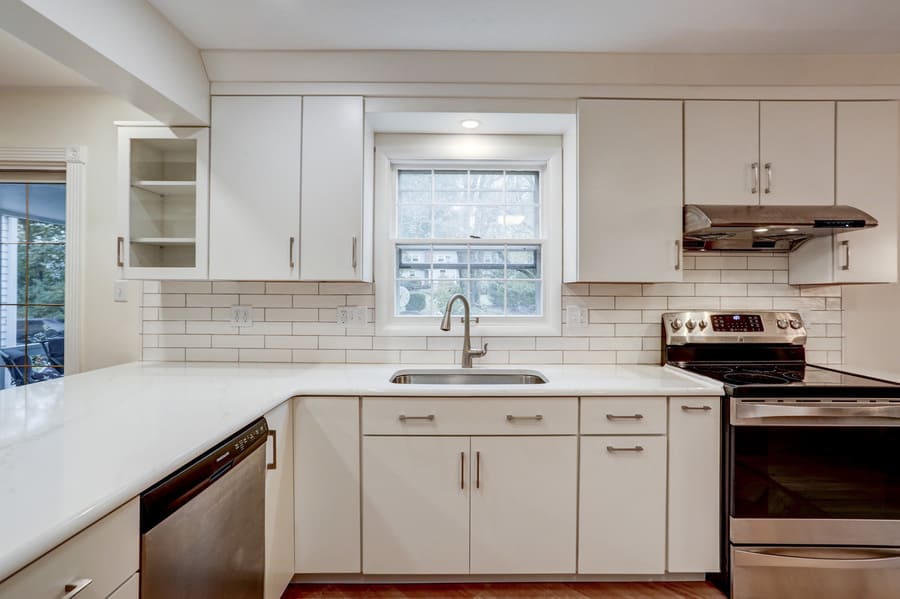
[113,280,129,303]
[230,305,253,327]
[337,306,369,329]
[566,305,589,329]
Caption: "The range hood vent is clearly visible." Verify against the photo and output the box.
[683,204,877,252]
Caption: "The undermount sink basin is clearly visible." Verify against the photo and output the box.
[389,369,548,385]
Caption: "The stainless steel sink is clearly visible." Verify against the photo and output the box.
[389,369,548,385]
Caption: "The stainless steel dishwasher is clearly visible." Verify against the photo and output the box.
[140,418,268,599]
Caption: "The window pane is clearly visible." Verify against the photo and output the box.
[0,184,27,243]
[507,172,538,191]
[398,191,430,204]
[0,244,25,305]
[431,280,466,316]
[0,304,19,348]
[398,170,432,191]
[434,171,466,191]
[398,205,431,238]
[433,206,472,239]
[28,184,66,242]
[507,280,541,315]
[471,280,505,316]
[27,244,65,305]
[470,171,505,191]
[398,279,430,315]
[504,206,538,238]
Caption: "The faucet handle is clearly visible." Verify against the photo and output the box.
[473,342,488,358]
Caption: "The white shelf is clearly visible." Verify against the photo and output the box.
[131,180,196,195]
[131,237,196,246]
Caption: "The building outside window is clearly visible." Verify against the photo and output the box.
[0,175,66,389]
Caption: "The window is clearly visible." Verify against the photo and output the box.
[375,135,562,336]
[0,175,66,388]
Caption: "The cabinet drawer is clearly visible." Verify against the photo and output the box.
[0,498,139,599]
[581,397,667,435]
[362,397,578,435]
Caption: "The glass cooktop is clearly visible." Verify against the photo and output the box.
[681,363,900,398]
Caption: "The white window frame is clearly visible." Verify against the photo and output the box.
[375,134,562,337]
[0,146,85,375]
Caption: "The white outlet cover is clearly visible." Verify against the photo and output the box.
[113,280,129,303]
[566,305,589,329]
[230,305,253,327]
[338,306,368,328]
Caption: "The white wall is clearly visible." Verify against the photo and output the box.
[0,89,150,372]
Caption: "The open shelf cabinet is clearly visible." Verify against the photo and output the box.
[117,126,209,279]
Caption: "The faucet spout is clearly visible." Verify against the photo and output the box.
[440,294,488,368]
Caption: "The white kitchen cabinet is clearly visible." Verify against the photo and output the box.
[759,101,835,206]
[363,436,471,574]
[668,397,721,573]
[791,101,899,284]
[469,436,577,574]
[568,99,683,282]
[294,397,360,573]
[264,401,294,599]
[579,436,666,574]
[0,499,138,599]
[107,573,138,599]
[209,96,302,280]
[117,126,209,279]
[301,96,372,281]
[685,101,761,205]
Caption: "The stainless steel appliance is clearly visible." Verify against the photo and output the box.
[663,311,900,599]
[683,204,877,252]
[140,418,268,599]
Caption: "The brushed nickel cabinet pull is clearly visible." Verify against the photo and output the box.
[351,236,358,269]
[398,414,435,422]
[607,445,644,453]
[63,579,93,599]
[606,413,644,421]
[116,236,125,267]
[841,240,851,271]
[682,405,713,412]
[266,430,277,470]
[764,162,774,194]
[751,162,760,194]
[476,451,481,489]
[460,451,465,490]
[289,236,296,268]
[506,414,543,422]
[674,240,681,270]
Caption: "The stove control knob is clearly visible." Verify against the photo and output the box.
[671,318,683,331]
[777,319,788,329]
[698,320,708,330]
[686,319,696,331]
[790,319,803,330]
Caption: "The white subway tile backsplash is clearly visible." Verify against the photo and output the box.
[144,257,843,364]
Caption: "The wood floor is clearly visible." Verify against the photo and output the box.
[283,582,727,598]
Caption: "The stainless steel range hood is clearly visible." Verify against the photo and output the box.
[684,204,877,252]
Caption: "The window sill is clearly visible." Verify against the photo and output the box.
[376,319,561,338]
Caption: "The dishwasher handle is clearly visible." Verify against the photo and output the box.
[140,418,269,533]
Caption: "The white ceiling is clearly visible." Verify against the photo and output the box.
[0,28,94,87]
[149,0,900,54]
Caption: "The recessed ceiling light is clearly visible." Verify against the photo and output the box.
[785,228,799,233]
[460,119,481,129]
[754,227,769,233]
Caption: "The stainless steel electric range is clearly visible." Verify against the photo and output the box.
[663,311,900,599]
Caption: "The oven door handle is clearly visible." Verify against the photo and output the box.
[734,547,900,570]
[734,402,900,424]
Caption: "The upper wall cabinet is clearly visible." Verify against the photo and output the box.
[685,101,835,206]
[790,101,899,285]
[209,96,372,281]
[117,126,209,279]
[567,100,683,283]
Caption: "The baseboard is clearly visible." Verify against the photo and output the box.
[290,573,708,584]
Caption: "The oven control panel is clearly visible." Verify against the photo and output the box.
[663,311,806,346]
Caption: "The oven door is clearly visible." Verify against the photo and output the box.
[732,546,900,599]
[730,399,900,546]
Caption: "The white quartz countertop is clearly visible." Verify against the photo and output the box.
[814,363,900,384]
[0,361,722,582]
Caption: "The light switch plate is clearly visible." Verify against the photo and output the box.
[337,306,369,329]
[113,280,128,303]
[230,305,253,327]
[566,305,589,329]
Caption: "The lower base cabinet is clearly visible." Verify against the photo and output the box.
[579,436,667,574]
[264,401,295,599]
[108,573,138,599]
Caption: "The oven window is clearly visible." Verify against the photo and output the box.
[733,426,900,519]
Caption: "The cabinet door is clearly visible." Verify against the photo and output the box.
[579,436,666,574]
[107,573,138,599]
[834,101,898,283]
[300,96,369,281]
[685,101,761,205]
[263,401,294,599]
[668,397,721,573]
[760,101,835,206]
[294,397,360,573]
[363,436,470,574]
[574,100,683,282]
[209,96,301,280]
[469,436,577,574]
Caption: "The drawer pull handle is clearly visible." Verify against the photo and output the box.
[63,579,93,599]
[460,451,465,490]
[606,413,644,421]
[266,430,277,470]
[476,450,481,489]
[506,414,543,422]
[607,445,644,453]
[398,414,435,422]
[682,405,712,412]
